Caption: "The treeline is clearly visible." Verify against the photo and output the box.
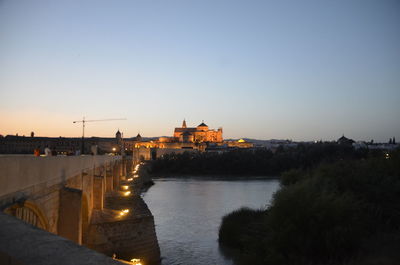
[218,149,400,265]
[150,143,374,176]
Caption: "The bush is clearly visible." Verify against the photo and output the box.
[218,208,265,249]
[264,180,365,264]
[218,149,400,265]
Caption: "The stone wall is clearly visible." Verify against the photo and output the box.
[0,155,121,198]
[0,212,122,265]
[0,156,160,264]
[86,161,161,264]
[87,199,160,264]
[0,156,119,234]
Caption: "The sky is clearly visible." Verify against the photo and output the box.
[0,0,399,142]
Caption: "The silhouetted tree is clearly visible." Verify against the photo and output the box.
[150,143,374,177]
[219,149,400,265]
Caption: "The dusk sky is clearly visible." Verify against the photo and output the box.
[1,0,399,142]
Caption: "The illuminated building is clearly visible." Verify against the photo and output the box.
[225,139,254,148]
[173,120,223,143]
[134,120,223,150]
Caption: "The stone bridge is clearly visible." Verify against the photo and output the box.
[0,155,160,265]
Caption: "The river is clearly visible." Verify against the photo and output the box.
[142,177,280,265]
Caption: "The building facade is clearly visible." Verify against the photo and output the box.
[0,131,127,155]
[173,120,223,143]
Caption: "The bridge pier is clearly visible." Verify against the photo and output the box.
[93,176,104,210]
[106,172,113,192]
[58,187,82,245]
[112,164,120,189]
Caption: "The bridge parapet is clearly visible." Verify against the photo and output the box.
[0,155,121,199]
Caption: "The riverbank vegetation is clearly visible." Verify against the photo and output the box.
[218,149,400,265]
[150,143,374,176]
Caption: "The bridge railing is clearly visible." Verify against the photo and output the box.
[0,155,122,198]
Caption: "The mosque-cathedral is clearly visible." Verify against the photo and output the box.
[172,120,223,143]
[130,120,252,159]
[133,120,224,150]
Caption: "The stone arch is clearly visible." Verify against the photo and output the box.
[4,200,49,231]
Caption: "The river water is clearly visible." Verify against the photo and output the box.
[142,177,280,265]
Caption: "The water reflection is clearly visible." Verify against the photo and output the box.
[142,177,279,265]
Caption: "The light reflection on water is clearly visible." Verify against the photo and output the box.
[142,177,280,265]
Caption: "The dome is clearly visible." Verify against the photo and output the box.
[197,120,208,127]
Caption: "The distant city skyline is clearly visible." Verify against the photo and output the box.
[1,117,397,143]
[1,0,399,142]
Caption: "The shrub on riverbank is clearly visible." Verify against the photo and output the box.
[218,208,265,249]
[218,149,400,265]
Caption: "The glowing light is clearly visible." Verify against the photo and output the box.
[385,153,390,159]
[127,178,133,182]
[132,164,140,175]
[124,191,131,196]
[131,258,142,265]
[133,175,139,178]
[119,209,130,216]
[112,147,116,152]
[238,139,245,143]
[122,185,129,190]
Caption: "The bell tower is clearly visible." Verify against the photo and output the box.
[116,129,122,144]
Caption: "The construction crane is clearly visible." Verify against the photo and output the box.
[73,117,126,154]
